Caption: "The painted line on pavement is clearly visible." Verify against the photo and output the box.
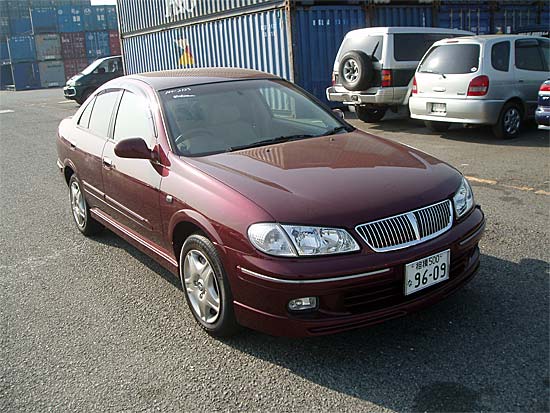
[466,175,548,196]
[0,109,14,114]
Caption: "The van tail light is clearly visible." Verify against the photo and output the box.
[331,72,336,86]
[540,82,550,92]
[381,69,392,87]
[412,76,418,94]
[467,75,489,96]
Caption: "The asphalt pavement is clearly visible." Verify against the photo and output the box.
[1,89,548,412]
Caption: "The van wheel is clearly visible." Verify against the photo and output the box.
[356,106,386,123]
[424,120,451,132]
[492,103,522,139]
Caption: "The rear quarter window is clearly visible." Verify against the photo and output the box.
[491,41,510,71]
[418,44,480,74]
[394,33,466,61]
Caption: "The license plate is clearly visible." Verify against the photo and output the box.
[404,250,450,295]
[430,103,446,113]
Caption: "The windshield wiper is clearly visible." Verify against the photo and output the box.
[319,125,348,136]
[226,134,315,152]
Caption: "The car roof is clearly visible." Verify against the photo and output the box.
[127,67,279,91]
[345,26,473,37]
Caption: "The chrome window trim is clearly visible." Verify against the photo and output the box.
[238,266,390,284]
[355,200,453,253]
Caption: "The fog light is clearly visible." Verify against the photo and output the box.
[288,297,318,312]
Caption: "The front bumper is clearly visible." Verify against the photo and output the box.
[409,96,502,125]
[326,86,407,106]
[63,86,77,100]
[226,207,485,337]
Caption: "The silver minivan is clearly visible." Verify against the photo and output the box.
[409,35,550,138]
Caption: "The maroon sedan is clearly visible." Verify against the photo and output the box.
[56,68,485,337]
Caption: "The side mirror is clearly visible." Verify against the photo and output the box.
[114,137,155,160]
[332,108,345,119]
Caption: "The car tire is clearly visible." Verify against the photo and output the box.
[492,102,522,139]
[356,106,387,123]
[338,50,374,91]
[180,234,240,337]
[68,174,103,236]
[424,120,451,132]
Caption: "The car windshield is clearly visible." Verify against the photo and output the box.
[81,60,102,75]
[418,44,481,74]
[160,79,350,157]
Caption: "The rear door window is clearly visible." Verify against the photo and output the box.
[515,39,546,71]
[88,90,120,138]
[339,35,383,61]
[418,44,480,74]
[394,34,465,62]
[491,41,510,71]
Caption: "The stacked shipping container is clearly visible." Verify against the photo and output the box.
[117,0,548,106]
[0,0,121,90]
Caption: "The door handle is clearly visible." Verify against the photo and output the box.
[103,157,113,168]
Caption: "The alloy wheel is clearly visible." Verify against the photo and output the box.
[70,180,87,229]
[183,249,221,324]
[503,107,521,136]
[343,59,359,83]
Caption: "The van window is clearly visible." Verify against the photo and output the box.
[339,35,383,61]
[491,41,510,71]
[515,39,546,71]
[88,90,120,137]
[419,44,480,74]
[394,34,463,61]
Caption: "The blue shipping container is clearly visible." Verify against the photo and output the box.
[85,31,110,58]
[31,7,58,34]
[83,6,107,31]
[493,3,538,34]
[0,41,9,64]
[372,5,434,28]
[438,3,491,34]
[122,8,291,80]
[57,6,83,33]
[11,62,41,90]
[106,5,118,30]
[8,36,36,63]
[1,64,13,89]
[10,16,33,35]
[292,5,367,106]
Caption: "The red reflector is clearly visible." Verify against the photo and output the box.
[467,75,489,96]
[446,40,459,43]
[331,72,335,86]
[381,69,392,87]
[412,76,418,94]
[540,83,550,92]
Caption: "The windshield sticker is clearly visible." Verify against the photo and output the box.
[173,94,196,99]
[164,87,192,95]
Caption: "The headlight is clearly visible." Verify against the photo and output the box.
[248,223,360,257]
[453,177,474,218]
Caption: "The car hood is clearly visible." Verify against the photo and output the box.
[185,131,461,228]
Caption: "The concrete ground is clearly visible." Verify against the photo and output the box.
[1,89,548,412]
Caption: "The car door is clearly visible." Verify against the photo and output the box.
[71,89,120,208]
[101,88,163,246]
[514,38,549,116]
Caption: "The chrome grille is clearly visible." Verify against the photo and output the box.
[355,200,453,252]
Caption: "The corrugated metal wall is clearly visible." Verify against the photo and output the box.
[123,8,291,80]
[118,0,283,35]
[437,3,491,34]
[292,5,367,105]
[371,5,434,27]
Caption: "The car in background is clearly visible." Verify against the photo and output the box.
[535,80,550,127]
[410,35,550,139]
[63,55,123,104]
[326,27,472,123]
[56,68,485,338]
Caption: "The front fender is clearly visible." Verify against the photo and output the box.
[168,209,225,250]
